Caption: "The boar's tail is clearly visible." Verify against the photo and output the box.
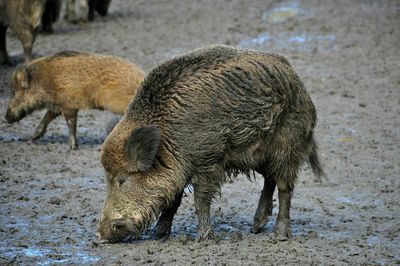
[308,137,325,182]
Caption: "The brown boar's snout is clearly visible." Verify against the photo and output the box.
[5,108,23,123]
[97,218,136,243]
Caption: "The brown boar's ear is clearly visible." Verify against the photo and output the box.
[15,65,31,90]
[126,124,161,172]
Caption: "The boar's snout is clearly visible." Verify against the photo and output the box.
[97,217,137,243]
[5,108,23,123]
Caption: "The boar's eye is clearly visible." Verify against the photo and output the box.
[117,175,127,186]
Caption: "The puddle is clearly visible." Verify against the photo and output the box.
[0,245,101,265]
[262,2,302,23]
[336,197,357,204]
[239,32,336,52]
[239,33,270,47]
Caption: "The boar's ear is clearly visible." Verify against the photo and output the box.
[126,124,161,172]
[15,65,31,90]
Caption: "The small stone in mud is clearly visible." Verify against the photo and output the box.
[48,196,63,205]
[17,196,30,201]
[177,234,190,245]
[359,102,367,108]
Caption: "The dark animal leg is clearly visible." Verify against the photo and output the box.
[193,185,215,241]
[32,110,61,140]
[252,176,276,234]
[274,179,293,241]
[88,0,96,21]
[63,109,78,149]
[0,24,12,65]
[152,190,184,241]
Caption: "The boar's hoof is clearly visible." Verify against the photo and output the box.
[195,228,215,242]
[69,142,78,150]
[31,128,46,141]
[251,213,270,234]
[274,219,291,241]
[152,222,172,242]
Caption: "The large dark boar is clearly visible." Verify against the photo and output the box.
[5,51,145,149]
[97,45,324,243]
[0,0,47,65]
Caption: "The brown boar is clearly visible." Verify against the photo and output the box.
[4,51,145,149]
[0,0,47,65]
[97,45,324,243]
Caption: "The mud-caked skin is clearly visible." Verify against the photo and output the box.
[98,45,324,243]
[0,0,49,65]
[4,51,145,149]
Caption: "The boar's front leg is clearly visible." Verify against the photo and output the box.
[63,109,78,149]
[152,190,184,241]
[32,110,61,140]
[193,180,218,241]
[274,179,293,241]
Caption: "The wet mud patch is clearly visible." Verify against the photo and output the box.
[1,0,400,264]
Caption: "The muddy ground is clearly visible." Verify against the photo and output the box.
[0,0,399,265]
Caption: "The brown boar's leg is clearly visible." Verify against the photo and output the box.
[152,190,184,241]
[63,109,78,149]
[32,110,61,140]
[193,184,216,241]
[274,179,293,241]
[0,24,12,65]
[252,175,276,234]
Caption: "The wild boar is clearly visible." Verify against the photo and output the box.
[97,45,324,243]
[0,0,47,65]
[4,51,145,149]
[65,0,112,23]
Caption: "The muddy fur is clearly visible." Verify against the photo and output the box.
[98,44,324,243]
[4,51,145,148]
[0,0,48,64]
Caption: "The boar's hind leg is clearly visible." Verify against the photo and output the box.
[63,109,78,149]
[252,172,276,234]
[32,110,61,140]
[152,190,184,241]
[274,179,293,241]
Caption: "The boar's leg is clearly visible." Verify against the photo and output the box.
[193,183,216,241]
[274,179,293,241]
[15,29,35,62]
[252,175,276,234]
[63,109,78,149]
[32,110,61,140]
[79,0,89,22]
[88,0,96,21]
[0,24,11,65]
[65,0,77,23]
[152,190,184,241]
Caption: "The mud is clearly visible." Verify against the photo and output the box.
[0,0,399,265]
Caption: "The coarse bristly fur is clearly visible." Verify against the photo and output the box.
[98,44,324,243]
[4,51,145,149]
